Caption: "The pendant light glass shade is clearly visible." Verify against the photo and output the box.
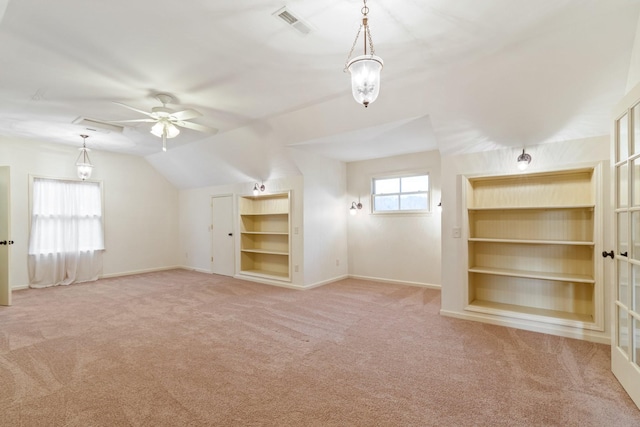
[76,162,93,181]
[347,55,383,107]
[75,134,93,181]
[344,0,383,107]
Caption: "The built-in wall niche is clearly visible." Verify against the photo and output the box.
[238,191,291,281]
[464,166,603,331]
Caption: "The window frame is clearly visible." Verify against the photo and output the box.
[28,175,105,250]
[370,171,431,215]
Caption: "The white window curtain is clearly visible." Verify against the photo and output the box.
[28,178,105,288]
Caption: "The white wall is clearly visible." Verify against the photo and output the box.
[0,136,180,289]
[627,11,640,93]
[439,137,611,341]
[178,149,349,289]
[347,150,442,287]
[178,175,306,287]
[290,149,348,287]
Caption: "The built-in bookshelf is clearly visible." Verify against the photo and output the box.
[464,167,603,331]
[238,192,291,281]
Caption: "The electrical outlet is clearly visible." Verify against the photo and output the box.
[185,252,189,259]
[452,227,461,238]
[294,265,299,272]
[336,259,340,266]
[294,227,299,235]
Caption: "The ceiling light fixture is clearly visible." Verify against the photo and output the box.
[76,134,94,181]
[253,182,266,196]
[150,119,180,152]
[517,149,532,171]
[344,0,383,108]
[349,201,363,216]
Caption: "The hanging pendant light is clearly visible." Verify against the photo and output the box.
[75,134,93,181]
[344,0,383,107]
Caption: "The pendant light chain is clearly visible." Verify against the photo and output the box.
[343,0,378,72]
[343,24,364,72]
[366,21,376,56]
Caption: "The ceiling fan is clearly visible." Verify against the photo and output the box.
[113,93,217,151]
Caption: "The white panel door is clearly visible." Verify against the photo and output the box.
[211,195,235,277]
[0,166,11,306]
[612,85,640,409]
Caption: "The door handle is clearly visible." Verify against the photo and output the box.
[621,251,628,257]
[228,233,233,236]
[602,250,614,259]
[0,240,13,245]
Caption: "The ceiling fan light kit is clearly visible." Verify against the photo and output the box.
[344,0,383,108]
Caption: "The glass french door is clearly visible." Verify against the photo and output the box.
[0,166,10,306]
[612,92,640,409]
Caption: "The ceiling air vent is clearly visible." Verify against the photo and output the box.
[72,117,124,134]
[273,6,312,35]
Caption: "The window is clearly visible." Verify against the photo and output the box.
[372,174,430,213]
[29,178,104,255]
[28,177,105,288]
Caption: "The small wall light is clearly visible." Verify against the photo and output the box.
[349,201,363,216]
[517,149,532,171]
[253,182,265,196]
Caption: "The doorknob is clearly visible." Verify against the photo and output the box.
[602,250,614,259]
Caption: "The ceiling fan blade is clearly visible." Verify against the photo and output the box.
[170,109,202,121]
[175,120,218,134]
[112,101,155,117]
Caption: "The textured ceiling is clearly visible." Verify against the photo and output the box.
[0,0,639,188]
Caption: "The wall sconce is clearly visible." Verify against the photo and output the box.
[76,134,94,181]
[517,149,532,171]
[253,182,265,196]
[349,201,363,216]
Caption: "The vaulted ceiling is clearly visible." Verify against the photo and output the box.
[0,0,638,188]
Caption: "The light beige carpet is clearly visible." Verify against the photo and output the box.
[0,269,639,426]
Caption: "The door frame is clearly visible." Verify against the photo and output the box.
[210,194,236,277]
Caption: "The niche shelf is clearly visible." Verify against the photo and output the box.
[464,167,603,331]
[238,191,291,281]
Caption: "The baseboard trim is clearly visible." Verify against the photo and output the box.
[348,274,441,289]
[233,274,306,290]
[439,309,611,345]
[100,266,183,279]
[302,274,349,290]
[12,284,29,291]
[177,266,212,275]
